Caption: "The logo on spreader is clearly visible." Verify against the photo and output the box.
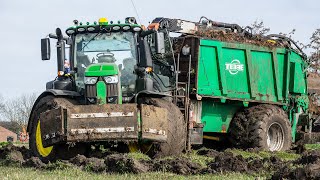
[225,59,244,75]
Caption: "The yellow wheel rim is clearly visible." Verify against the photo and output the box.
[128,142,152,153]
[36,120,53,157]
[128,142,139,152]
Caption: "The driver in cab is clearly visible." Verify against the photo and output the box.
[96,51,116,63]
[121,58,135,87]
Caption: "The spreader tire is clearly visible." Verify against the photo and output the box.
[229,104,291,151]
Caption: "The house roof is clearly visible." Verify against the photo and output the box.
[0,126,17,135]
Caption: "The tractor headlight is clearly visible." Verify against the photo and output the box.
[66,28,76,35]
[84,77,98,84]
[122,25,131,31]
[87,26,96,32]
[77,27,86,32]
[133,27,142,32]
[112,26,121,31]
[103,75,118,84]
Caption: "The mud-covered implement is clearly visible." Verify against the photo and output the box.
[39,104,167,147]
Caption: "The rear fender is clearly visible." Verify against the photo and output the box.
[134,90,171,102]
[140,104,168,142]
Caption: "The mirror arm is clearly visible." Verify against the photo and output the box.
[49,33,58,39]
[140,29,155,37]
[49,34,70,43]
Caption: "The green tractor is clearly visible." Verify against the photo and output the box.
[28,16,311,161]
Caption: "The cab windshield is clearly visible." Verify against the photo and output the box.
[74,32,137,95]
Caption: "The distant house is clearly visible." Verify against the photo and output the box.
[0,126,17,142]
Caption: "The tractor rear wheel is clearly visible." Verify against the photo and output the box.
[29,95,87,162]
[138,97,187,158]
[229,104,292,151]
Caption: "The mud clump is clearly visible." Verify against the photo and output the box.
[23,157,46,168]
[87,149,114,158]
[104,154,150,173]
[196,149,219,158]
[272,150,320,180]
[247,158,264,172]
[70,155,106,172]
[0,144,32,164]
[295,150,320,164]
[204,152,249,173]
[153,158,202,175]
[272,162,320,180]
[291,141,306,154]
[203,152,285,174]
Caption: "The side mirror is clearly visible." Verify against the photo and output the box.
[139,38,153,67]
[155,32,165,54]
[41,38,50,60]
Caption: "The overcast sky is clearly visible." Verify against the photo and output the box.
[0,0,319,99]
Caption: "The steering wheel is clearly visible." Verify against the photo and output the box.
[96,52,116,63]
[96,52,114,58]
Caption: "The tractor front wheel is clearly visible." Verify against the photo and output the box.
[142,98,187,158]
[29,95,87,162]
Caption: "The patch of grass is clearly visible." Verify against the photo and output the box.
[305,144,320,150]
[127,152,151,161]
[0,165,257,180]
[227,149,261,159]
[13,142,29,148]
[45,160,73,170]
[273,151,300,161]
[182,150,214,168]
[157,155,175,161]
[0,142,10,147]
[226,149,300,161]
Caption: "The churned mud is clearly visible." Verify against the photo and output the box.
[1,143,320,179]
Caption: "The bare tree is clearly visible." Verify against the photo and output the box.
[0,94,4,112]
[309,29,320,70]
[250,20,270,36]
[279,29,296,39]
[0,93,37,127]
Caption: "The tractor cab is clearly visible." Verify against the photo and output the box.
[74,33,137,104]
[68,18,141,104]
[41,17,164,104]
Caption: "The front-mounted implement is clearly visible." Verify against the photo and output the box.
[39,103,169,147]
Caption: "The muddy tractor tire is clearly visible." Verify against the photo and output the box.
[143,98,186,158]
[29,95,87,162]
[229,104,292,151]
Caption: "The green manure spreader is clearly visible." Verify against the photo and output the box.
[28,16,311,161]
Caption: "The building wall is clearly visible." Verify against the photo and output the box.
[0,126,17,142]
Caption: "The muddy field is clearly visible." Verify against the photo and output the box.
[1,143,320,179]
